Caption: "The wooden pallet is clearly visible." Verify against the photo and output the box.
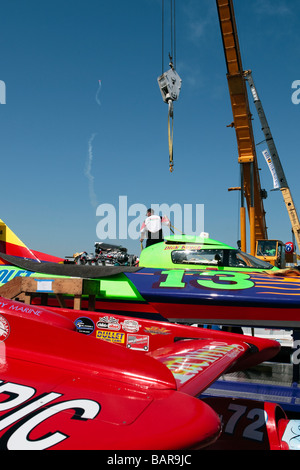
[0,276,100,310]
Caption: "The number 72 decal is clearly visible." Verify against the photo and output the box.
[225,403,267,442]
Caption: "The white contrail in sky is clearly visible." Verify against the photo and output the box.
[95,79,101,105]
[85,132,98,208]
[85,80,102,208]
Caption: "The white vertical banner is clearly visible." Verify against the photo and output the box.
[262,149,279,190]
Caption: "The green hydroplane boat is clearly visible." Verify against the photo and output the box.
[3,219,300,331]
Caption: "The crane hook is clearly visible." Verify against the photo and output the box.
[157,67,182,172]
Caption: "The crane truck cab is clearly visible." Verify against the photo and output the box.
[255,239,287,268]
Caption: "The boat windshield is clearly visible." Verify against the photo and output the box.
[171,248,273,269]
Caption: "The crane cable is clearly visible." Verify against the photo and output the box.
[168,101,174,172]
[162,0,176,74]
[168,0,175,173]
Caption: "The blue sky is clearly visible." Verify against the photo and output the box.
[1,0,300,258]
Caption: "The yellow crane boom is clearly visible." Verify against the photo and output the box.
[216,0,268,255]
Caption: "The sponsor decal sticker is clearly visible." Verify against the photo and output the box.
[121,319,140,333]
[96,330,125,344]
[126,335,149,351]
[96,316,121,331]
[163,344,244,384]
[75,317,95,335]
[164,244,203,251]
[0,315,10,342]
[144,326,171,335]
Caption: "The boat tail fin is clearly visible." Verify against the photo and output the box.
[0,218,41,262]
[148,334,280,397]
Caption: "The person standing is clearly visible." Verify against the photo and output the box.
[140,208,170,248]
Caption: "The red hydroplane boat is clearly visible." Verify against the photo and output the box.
[0,296,297,450]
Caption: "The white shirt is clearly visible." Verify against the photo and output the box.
[141,215,162,234]
[140,215,170,241]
